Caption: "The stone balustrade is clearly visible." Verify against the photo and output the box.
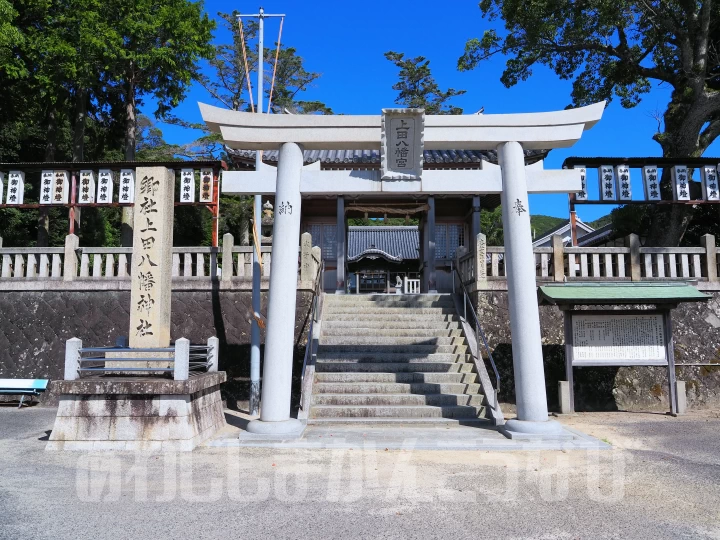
[0,232,318,287]
[456,232,719,291]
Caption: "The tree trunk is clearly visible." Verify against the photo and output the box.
[38,107,58,247]
[122,75,136,247]
[72,87,87,162]
[124,77,136,161]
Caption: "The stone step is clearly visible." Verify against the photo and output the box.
[316,353,469,364]
[313,381,481,395]
[318,344,468,354]
[327,313,460,322]
[325,301,455,309]
[307,417,493,426]
[320,336,466,347]
[314,362,474,373]
[314,372,478,384]
[323,320,462,330]
[326,294,449,302]
[322,327,464,338]
[309,404,485,419]
[325,307,457,315]
[312,393,485,407]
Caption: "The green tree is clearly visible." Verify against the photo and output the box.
[385,51,466,114]
[268,46,332,114]
[103,0,215,159]
[480,206,504,245]
[459,1,720,246]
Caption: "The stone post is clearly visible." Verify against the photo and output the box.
[174,338,189,381]
[300,231,313,282]
[311,246,322,278]
[627,233,642,282]
[336,196,346,293]
[129,167,174,348]
[552,235,565,282]
[247,142,304,436]
[558,381,572,414]
[471,195,481,244]
[701,234,717,282]
[64,338,81,381]
[426,196,437,292]
[475,232,487,290]
[207,336,219,372]
[222,233,234,283]
[63,234,79,282]
[676,381,687,415]
[497,141,562,436]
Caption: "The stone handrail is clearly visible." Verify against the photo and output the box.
[475,233,718,284]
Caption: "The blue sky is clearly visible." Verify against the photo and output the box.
[159,0,719,223]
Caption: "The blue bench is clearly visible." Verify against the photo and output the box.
[0,379,49,408]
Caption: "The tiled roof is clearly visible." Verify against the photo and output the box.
[577,223,614,247]
[226,147,547,167]
[347,226,419,262]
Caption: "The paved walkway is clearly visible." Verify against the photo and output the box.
[211,410,608,451]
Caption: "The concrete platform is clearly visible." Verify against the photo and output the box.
[47,372,226,451]
[208,411,609,451]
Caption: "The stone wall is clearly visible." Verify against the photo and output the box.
[0,288,313,407]
[3,286,718,412]
[475,291,720,412]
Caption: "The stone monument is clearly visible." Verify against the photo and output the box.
[47,166,226,451]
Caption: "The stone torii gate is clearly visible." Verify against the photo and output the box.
[200,102,606,438]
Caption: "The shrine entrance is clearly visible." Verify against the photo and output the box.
[201,101,606,439]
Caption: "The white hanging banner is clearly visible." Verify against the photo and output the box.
[574,165,588,200]
[641,165,661,201]
[53,170,69,204]
[119,169,135,204]
[40,170,54,205]
[598,165,616,201]
[6,171,24,204]
[701,165,719,201]
[671,165,691,201]
[180,168,196,203]
[97,169,114,204]
[615,164,632,201]
[199,168,213,202]
[78,170,96,204]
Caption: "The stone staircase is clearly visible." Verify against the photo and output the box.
[309,294,492,424]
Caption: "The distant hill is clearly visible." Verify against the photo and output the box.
[588,214,612,229]
[530,215,565,239]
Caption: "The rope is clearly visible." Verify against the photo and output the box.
[252,198,263,271]
[267,17,284,113]
[238,18,255,113]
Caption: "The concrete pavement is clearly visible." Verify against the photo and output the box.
[1,406,719,539]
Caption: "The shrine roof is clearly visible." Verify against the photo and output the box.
[226,147,547,169]
[537,282,710,306]
[348,226,419,263]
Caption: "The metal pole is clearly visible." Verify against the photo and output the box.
[250,7,265,416]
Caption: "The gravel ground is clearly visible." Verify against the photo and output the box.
[1,406,719,540]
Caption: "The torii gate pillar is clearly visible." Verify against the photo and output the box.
[246,142,304,436]
[498,142,562,437]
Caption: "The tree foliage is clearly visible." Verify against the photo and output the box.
[385,51,466,114]
[459,1,720,245]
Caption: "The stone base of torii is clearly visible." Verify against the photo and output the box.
[201,102,606,439]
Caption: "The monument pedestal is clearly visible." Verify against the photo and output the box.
[46,372,226,451]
